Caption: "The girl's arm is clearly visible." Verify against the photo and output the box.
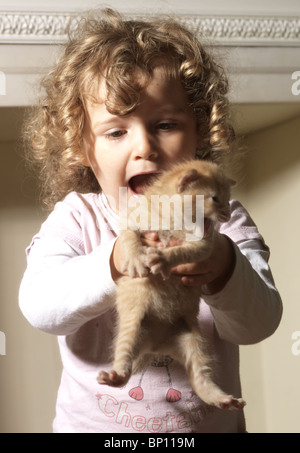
[168,197,283,345]
[203,237,283,345]
[19,236,117,336]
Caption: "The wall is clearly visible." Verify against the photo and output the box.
[235,115,300,433]
[0,109,62,433]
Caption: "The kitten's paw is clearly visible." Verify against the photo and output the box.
[217,396,246,411]
[97,369,130,387]
[123,255,149,278]
[145,248,170,279]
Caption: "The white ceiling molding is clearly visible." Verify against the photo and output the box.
[179,14,300,47]
[0,10,300,46]
[0,9,299,107]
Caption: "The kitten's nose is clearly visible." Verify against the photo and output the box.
[217,209,231,222]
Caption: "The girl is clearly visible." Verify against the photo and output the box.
[19,8,282,433]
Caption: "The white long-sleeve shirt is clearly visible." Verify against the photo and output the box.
[19,192,282,433]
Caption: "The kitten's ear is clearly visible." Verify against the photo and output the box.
[177,169,199,193]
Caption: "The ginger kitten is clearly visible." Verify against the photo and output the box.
[98,160,245,410]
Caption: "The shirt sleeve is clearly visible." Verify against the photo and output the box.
[203,238,283,345]
[19,236,117,336]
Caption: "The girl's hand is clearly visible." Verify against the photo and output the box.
[142,231,235,293]
[140,232,182,248]
[110,237,127,281]
[112,231,235,294]
[171,233,235,294]
[111,232,162,281]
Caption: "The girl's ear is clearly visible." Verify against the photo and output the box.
[80,155,90,167]
[79,138,91,167]
[228,178,236,187]
[177,169,199,193]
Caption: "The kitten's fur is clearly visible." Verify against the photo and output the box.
[98,160,245,410]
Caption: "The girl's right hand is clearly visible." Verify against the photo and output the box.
[111,232,161,282]
[110,237,126,281]
[111,232,181,282]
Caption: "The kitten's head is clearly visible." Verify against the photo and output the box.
[173,160,235,223]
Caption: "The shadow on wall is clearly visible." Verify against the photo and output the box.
[235,113,300,433]
[0,107,40,210]
[239,115,300,193]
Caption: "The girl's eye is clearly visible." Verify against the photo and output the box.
[105,130,126,140]
[157,122,177,131]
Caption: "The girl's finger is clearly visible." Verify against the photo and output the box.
[141,231,163,247]
[181,273,213,287]
[142,231,159,240]
[171,261,209,275]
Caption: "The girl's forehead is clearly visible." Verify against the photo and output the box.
[86,67,189,115]
[83,65,185,111]
[84,79,193,136]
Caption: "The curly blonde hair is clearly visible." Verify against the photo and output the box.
[24,8,235,210]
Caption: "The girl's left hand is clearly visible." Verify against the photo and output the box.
[141,231,235,294]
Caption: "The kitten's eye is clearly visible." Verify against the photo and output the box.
[212,196,219,203]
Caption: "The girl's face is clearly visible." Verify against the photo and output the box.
[83,67,201,212]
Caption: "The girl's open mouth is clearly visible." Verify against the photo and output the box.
[129,173,160,195]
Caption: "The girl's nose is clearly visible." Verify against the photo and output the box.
[133,127,158,161]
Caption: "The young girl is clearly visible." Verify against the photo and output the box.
[19,8,282,433]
